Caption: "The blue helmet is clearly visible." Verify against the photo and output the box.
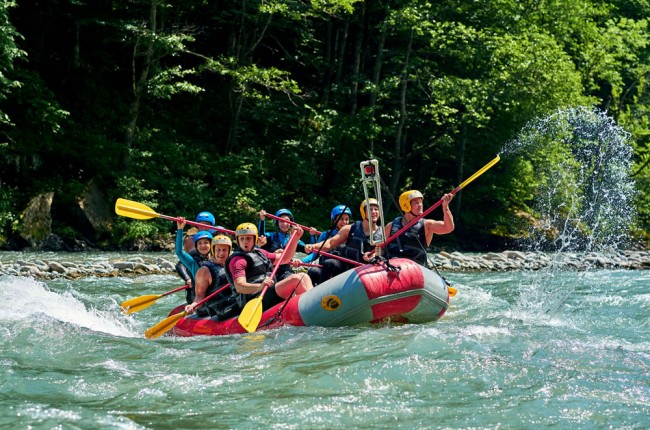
[331,205,352,221]
[193,231,213,246]
[195,211,215,226]
[274,208,294,228]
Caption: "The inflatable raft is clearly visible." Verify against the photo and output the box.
[170,258,451,337]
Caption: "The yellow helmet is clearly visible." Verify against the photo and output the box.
[212,235,232,254]
[235,222,258,244]
[359,198,379,220]
[399,189,423,212]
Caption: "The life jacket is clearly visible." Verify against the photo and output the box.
[341,221,384,263]
[196,260,237,319]
[317,228,346,264]
[262,231,294,279]
[387,216,427,265]
[225,249,274,308]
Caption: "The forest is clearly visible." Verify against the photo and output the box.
[0,0,648,251]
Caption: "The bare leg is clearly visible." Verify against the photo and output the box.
[275,274,313,298]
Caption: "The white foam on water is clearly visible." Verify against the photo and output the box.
[0,275,140,337]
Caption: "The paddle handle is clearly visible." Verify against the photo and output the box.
[382,155,500,248]
[262,213,321,236]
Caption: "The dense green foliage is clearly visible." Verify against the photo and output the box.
[0,0,648,249]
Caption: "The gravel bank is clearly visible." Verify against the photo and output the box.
[0,250,648,280]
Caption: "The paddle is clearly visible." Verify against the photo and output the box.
[294,262,323,268]
[238,230,299,333]
[115,198,236,235]
[382,155,501,248]
[262,212,321,235]
[307,250,363,267]
[121,285,190,314]
[144,283,231,339]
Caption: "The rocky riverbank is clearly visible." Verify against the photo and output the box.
[0,250,648,280]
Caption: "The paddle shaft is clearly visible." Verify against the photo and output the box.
[144,283,231,339]
[310,250,362,267]
[238,230,299,330]
[263,213,321,236]
[115,201,235,235]
[259,229,299,296]
[162,284,190,297]
[295,262,323,268]
[191,283,231,308]
[382,155,500,248]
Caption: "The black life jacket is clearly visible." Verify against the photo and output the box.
[225,249,274,308]
[196,260,237,319]
[387,216,427,265]
[341,221,384,262]
[317,228,346,264]
[262,231,294,279]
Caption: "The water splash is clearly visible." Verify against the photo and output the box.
[505,106,636,253]
[503,107,637,318]
[0,275,139,337]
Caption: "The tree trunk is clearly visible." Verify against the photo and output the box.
[387,29,414,215]
[368,20,387,157]
[350,3,365,116]
[225,2,272,152]
[122,0,159,170]
[335,16,350,85]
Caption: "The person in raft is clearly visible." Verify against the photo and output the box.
[384,190,455,266]
[175,218,215,304]
[174,211,217,294]
[225,222,313,312]
[303,199,384,283]
[257,208,310,281]
[298,204,352,286]
[184,235,236,319]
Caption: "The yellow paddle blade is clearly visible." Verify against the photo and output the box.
[145,311,186,339]
[238,297,264,333]
[115,198,160,220]
[121,294,163,314]
[448,286,457,297]
[458,155,500,190]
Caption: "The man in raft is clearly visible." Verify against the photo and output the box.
[303,198,384,283]
[384,190,455,266]
[225,222,313,312]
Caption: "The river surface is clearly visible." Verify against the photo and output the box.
[0,252,648,429]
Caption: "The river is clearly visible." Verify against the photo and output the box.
[1,251,647,429]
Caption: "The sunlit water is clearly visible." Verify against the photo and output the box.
[0,265,648,429]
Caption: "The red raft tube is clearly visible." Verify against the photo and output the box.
[171,258,451,337]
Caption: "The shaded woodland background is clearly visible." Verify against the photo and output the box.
[0,0,648,251]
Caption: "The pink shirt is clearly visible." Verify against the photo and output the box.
[228,248,277,280]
